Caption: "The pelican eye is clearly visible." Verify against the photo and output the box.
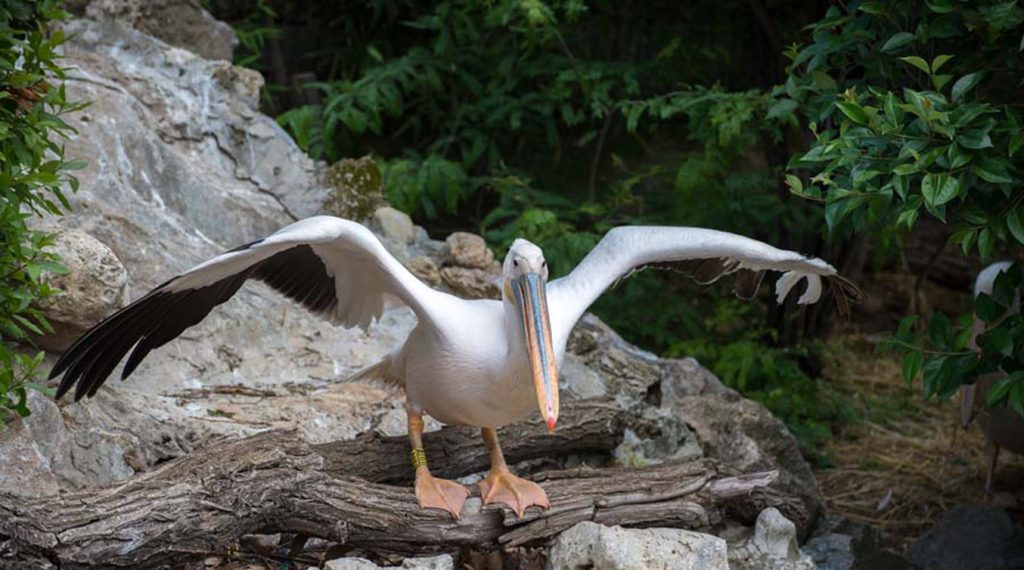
[513,259,519,267]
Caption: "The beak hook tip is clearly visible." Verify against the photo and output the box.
[547,417,556,433]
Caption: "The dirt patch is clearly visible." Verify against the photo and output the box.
[816,334,1024,552]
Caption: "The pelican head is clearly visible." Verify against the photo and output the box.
[503,239,559,433]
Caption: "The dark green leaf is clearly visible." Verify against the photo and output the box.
[899,56,932,74]
[921,173,959,206]
[902,351,924,383]
[972,157,1013,183]
[836,101,870,125]
[1007,207,1024,245]
[882,32,915,52]
[951,73,983,102]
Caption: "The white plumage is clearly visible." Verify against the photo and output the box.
[52,216,853,425]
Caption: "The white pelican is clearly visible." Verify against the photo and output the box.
[50,216,859,519]
[961,261,1024,492]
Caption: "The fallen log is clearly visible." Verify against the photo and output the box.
[0,427,776,568]
[316,399,631,483]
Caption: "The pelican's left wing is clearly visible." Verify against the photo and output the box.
[49,216,452,401]
[546,226,861,344]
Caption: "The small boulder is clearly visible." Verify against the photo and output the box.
[440,266,500,300]
[406,256,441,287]
[547,521,729,570]
[321,157,388,221]
[728,508,816,570]
[372,207,416,246]
[35,230,128,352]
[446,232,495,269]
[910,505,1024,570]
[324,554,453,570]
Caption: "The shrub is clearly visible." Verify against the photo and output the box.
[0,0,83,423]
[781,1,1024,414]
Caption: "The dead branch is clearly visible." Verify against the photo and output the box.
[0,417,778,569]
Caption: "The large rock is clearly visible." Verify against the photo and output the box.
[910,505,1024,570]
[547,521,729,570]
[34,230,128,351]
[672,395,824,537]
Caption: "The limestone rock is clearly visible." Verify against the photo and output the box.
[547,521,729,570]
[324,554,453,570]
[802,514,909,570]
[440,266,500,300]
[672,394,824,537]
[372,207,416,246]
[406,256,441,287]
[727,508,816,570]
[34,230,128,351]
[446,232,495,269]
[76,0,237,61]
[910,505,1024,570]
[321,157,387,221]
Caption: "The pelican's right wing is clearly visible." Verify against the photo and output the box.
[546,226,861,345]
[49,216,451,401]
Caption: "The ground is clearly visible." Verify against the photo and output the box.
[818,333,1024,553]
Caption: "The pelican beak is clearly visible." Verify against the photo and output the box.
[512,272,559,432]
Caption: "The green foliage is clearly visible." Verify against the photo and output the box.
[214,0,856,459]
[0,0,81,423]
[781,1,1024,415]
[668,300,855,464]
[893,264,1024,416]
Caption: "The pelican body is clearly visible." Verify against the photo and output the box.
[961,261,1024,492]
[50,217,857,518]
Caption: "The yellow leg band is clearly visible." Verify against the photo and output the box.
[411,447,428,469]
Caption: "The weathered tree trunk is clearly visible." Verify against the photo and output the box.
[0,427,776,568]
[316,399,631,484]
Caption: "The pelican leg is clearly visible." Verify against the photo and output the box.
[985,443,1001,494]
[478,427,549,518]
[407,408,469,519]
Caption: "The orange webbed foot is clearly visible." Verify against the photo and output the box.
[414,466,470,520]
[479,467,549,518]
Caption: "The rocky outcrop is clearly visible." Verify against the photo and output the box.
[68,0,237,61]
[33,230,128,351]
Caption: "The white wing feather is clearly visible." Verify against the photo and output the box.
[547,226,842,347]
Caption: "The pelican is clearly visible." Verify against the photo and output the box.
[961,261,1024,492]
[49,216,858,519]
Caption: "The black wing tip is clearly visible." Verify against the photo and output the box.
[829,274,866,319]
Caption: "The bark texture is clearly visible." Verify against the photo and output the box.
[0,402,782,569]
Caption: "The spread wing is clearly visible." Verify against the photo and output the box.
[546,226,862,346]
[49,216,449,401]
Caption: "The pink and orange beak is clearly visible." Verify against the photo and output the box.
[511,273,559,432]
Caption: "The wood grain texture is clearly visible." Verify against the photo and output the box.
[0,401,783,569]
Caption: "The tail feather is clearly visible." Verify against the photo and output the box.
[343,358,403,391]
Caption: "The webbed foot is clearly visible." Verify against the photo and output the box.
[479,467,549,518]
[414,466,470,520]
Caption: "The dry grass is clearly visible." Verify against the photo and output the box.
[816,334,1024,552]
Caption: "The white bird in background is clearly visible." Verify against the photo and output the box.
[50,216,860,519]
[961,261,1024,492]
